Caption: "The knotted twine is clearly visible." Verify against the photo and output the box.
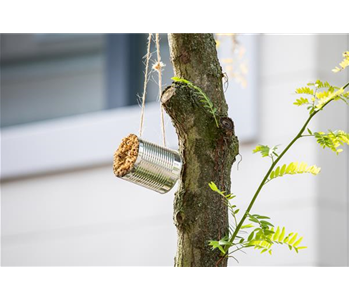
[138,33,166,147]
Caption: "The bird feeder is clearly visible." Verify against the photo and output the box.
[113,134,182,194]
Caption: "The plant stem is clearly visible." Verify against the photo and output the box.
[224,112,317,251]
[224,81,349,253]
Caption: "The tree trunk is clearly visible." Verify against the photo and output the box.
[161,34,239,267]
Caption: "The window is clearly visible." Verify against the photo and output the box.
[1,34,257,180]
[0,34,174,127]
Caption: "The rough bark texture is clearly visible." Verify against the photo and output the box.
[161,34,239,267]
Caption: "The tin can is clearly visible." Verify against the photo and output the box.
[121,138,182,194]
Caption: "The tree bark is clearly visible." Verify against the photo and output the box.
[161,34,239,267]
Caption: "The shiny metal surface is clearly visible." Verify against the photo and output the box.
[122,138,182,194]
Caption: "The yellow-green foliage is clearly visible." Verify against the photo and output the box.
[269,162,321,181]
[293,80,347,113]
[315,87,345,110]
[314,130,349,154]
[207,50,349,264]
[253,144,278,158]
[295,86,314,95]
[293,97,310,106]
[247,226,306,254]
[332,51,349,73]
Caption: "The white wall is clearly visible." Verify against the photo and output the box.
[1,34,348,266]
[232,34,348,266]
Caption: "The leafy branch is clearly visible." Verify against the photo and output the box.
[172,77,219,127]
[332,51,349,73]
[208,182,238,226]
[253,144,279,163]
[313,130,349,154]
[208,184,307,259]
[266,161,321,184]
[208,50,349,263]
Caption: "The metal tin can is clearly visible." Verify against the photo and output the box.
[121,138,182,194]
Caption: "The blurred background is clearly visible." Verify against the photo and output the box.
[0,34,348,266]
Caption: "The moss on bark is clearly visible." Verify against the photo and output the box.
[162,34,239,267]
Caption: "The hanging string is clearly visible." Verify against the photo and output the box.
[153,33,166,147]
[139,33,152,137]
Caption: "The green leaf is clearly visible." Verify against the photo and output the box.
[253,145,279,159]
[241,224,254,229]
[253,145,270,157]
[314,130,349,154]
[316,88,345,110]
[248,216,260,223]
[285,163,293,174]
[278,227,286,242]
[252,215,270,220]
[247,231,255,241]
[263,229,275,236]
[255,231,262,240]
[289,233,298,245]
[218,239,232,246]
[208,240,226,254]
[293,237,303,248]
[208,181,218,192]
[260,220,274,227]
[314,79,333,89]
[293,97,310,106]
[171,77,190,84]
[295,86,314,95]
[332,51,349,73]
[280,164,286,176]
[218,246,225,253]
[283,233,293,244]
[171,77,219,127]
[274,166,280,178]
[269,161,321,181]
[209,240,219,248]
[273,226,280,241]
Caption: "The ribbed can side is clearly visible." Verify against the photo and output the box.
[122,138,182,193]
